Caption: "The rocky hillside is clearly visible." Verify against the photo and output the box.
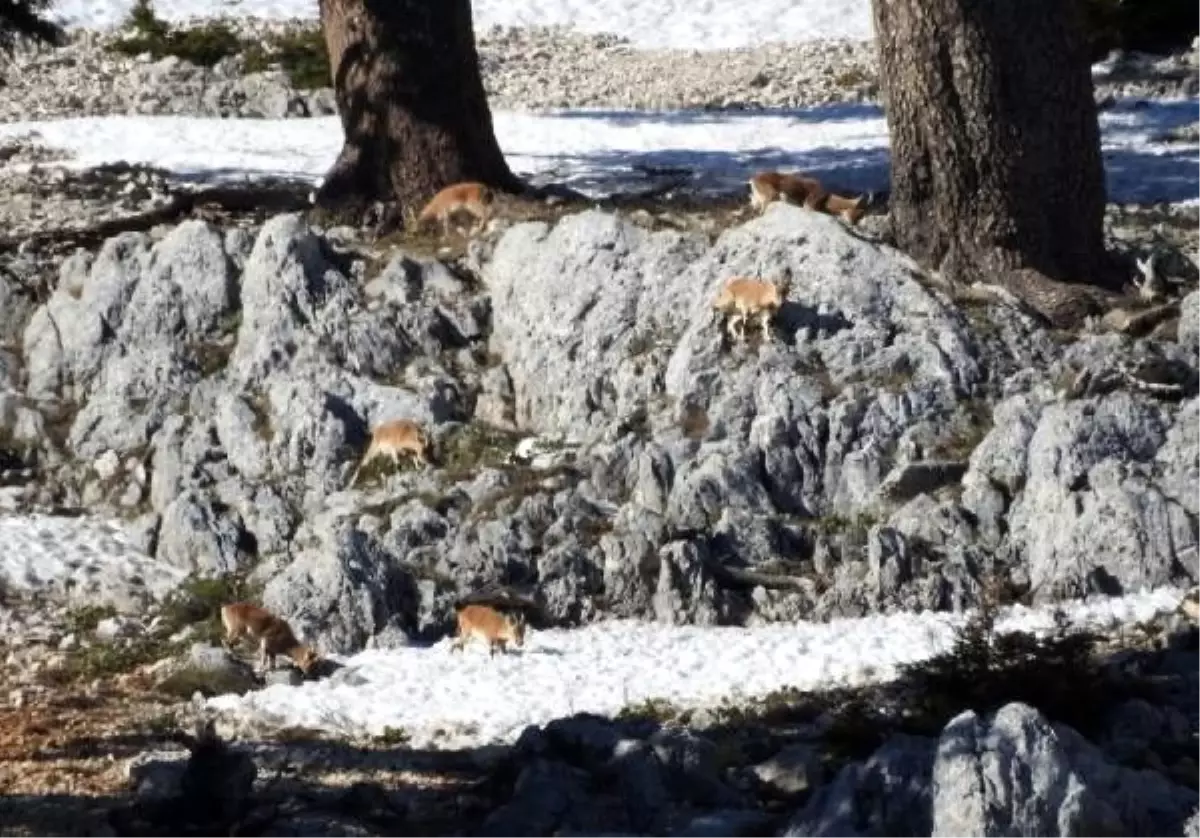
[0,18,1197,830]
[0,195,1196,656]
[1,24,1196,121]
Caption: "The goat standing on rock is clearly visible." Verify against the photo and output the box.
[350,419,433,486]
[748,170,869,226]
[712,276,787,343]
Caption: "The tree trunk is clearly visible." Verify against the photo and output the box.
[872,0,1113,325]
[316,0,522,222]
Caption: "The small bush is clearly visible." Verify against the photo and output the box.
[927,399,993,461]
[108,1,333,85]
[438,422,523,480]
[109,0,243,68]
[125,0,168,39]
[65,604,118,635]
[375,726,411,747]
[822,697,891,760]
[467,464,577,522]
[244,26,330,90]
[47,635,179,683]
[897,598,1112,735]
[616,697,686,724]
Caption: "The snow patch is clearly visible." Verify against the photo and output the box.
[208,587,1184,750]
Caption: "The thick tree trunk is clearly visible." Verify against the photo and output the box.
[316,0,522,221]
[872,0,1113,325]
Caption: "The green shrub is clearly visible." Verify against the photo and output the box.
[125,0,168,39]
[109,0,245,68]
[897,599,1113,735]
[244,26,330,90]
[65,604,119,635]
[616,697,686,724]
[108,1,332,86]
[47,635,179,683]
[438,422,523,481]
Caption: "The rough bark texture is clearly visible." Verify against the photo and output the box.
[872,0,1112,326]
[316,0,521,221]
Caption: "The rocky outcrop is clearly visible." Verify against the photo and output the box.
[780,696,1199,838]
[111,675,1200,837]
[4,203,1196,650]
[932,702,1197,837]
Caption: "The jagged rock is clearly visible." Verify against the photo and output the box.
[155,643,261,697]
[7,203,1197,638]
[478,759,589,837]
[752,742,824,798]
[128,746,192,802]
[1000,392,1195,598]
[782,734,935,837]
[1179,291,1199,354]
[487,210,709,439]
[873,459,968,506]
[156,489,251,575]
[124,725,257,830]
[649,726,742,807]
[610,739,670,834]
[541,713,622,770]
[0,268,37,349]
[653,540,722,624]
[671,810,777,837]
[932,702,1198,837]
[261,517,415,654]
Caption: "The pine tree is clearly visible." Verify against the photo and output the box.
[0,0,63,53]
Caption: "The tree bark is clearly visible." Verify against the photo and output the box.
[872,0,1113,325]
[316,0,522,221]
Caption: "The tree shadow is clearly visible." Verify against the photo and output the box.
[363,129,1200,209]
[0,731,503,836]
[541,102,887,127]
[513,144,889,202]
[1,625,1194,836]
[1097,98,1199,132]
[1102,146,1200,204]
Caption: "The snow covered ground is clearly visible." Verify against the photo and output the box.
[0,512,185,604]
[2,98,1197,203]
[47,0,877,49]
[208,587,1185,749]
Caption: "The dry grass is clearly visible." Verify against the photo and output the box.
[0,683,183,812]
